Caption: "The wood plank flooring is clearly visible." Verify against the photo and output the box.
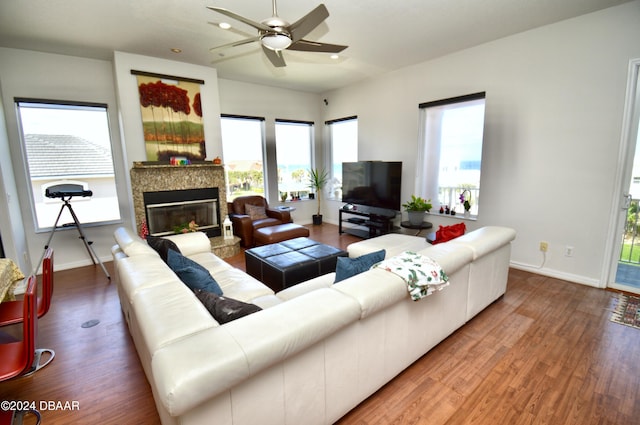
[1,224,639,424]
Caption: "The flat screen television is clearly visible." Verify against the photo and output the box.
[341,161,402,211]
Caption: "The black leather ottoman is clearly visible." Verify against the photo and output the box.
[245,237,348,291]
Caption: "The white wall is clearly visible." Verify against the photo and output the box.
[321,2,640,287]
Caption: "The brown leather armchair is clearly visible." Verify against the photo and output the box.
[227,196,292,247]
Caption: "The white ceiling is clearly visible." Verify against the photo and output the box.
[0,0,632,93]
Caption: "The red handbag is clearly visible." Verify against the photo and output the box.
[432,222,466,245]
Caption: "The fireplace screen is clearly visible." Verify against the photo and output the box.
[144,188,220,237]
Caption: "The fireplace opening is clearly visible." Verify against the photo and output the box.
[143,188,221,238]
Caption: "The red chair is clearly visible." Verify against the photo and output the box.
[0,248,53,326]
[0,407,41,425]
[0,274,55,381]
[0,275,36,381]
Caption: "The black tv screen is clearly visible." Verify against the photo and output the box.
[341,161,402,211]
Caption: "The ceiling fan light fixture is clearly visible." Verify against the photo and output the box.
[261,33,292,51]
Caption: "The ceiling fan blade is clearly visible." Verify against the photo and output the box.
[207,6,272,32]
[288,39,347,53]
[261,45,286,67]
[289,4,329,43]
[210,36,261,52]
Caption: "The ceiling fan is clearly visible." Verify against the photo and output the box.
[207,0,348,67]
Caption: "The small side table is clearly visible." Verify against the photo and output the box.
[400,221,433,237]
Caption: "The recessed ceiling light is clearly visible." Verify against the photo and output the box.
[170,48,182,53]
[330,54,339,60]
[219,22,231,30]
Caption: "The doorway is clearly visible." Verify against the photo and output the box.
[609,58,640,294]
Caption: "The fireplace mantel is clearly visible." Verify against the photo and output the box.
[130,162,228,236]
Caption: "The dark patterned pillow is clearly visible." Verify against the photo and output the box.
[194,290,262,324]
[245,204,268,220]
[146,235,181,263]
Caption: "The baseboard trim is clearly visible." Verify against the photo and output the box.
[510,261,603,288]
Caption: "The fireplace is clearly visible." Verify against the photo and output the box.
[143,188,221,238]
[130,162,228,239]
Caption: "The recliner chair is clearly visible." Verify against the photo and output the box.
[227,196,292,247]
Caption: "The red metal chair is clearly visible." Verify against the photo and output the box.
[0,275,36,381]
[0,274,55,381]
[0,407,41,425]
[0,248,54,326]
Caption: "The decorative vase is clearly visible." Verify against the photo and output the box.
[464,210,471,219]
[407,211,425,226]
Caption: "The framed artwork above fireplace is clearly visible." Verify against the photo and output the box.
[132,70,207,162]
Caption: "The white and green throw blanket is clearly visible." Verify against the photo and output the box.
[374,251,449,301]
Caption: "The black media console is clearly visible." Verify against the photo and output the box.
[338,205,397,239]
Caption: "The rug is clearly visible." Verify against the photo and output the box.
[610,293,640,329]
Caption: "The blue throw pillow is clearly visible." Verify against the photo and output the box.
[167,249,223,295]
[334,249,386,283]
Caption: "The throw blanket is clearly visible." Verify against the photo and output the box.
[374,251,449,301]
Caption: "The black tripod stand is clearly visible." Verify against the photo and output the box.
[37,186,110,280]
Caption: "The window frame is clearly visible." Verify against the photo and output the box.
[274,119,314,201]
[15,98,122,231]
[417,92,486,218]
[220,114,267,201]
[326,116,358,200]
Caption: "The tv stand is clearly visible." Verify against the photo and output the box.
[339,205,397,239]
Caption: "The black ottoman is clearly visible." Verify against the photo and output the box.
[245,237,347,291]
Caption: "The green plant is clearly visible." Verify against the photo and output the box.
[402,195,432,212]
[308,168,329,216]
[173,220,198,234]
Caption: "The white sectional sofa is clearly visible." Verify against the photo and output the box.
[111,225,516,425]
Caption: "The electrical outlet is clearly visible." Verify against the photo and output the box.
[539,241,548,252]
[565,246,574,257]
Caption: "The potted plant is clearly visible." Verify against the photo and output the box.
[402,195,432,226]
[308,168,329,225]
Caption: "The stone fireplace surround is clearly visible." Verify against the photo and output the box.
[130,162,228,238]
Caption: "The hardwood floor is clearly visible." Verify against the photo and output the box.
[1,223,639,424]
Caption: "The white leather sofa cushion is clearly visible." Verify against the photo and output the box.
[418,242,474,275]
[333,267,408,319]
[276,273,335,301]
[152,288,361,416]
[152,326,252,417]
[449,226,516,258]
[212,268,274,302]
[117,256,177,303]
[165,231,212,257]
[114,227,159,258]
[250,294,283,309]
[347,233,430,258]
[188,252,234,275]
[133,281,219,355]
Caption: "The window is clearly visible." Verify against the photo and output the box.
[327,116,358,199]
[417,93,486,216]
[220,115,266,201]
[16,99,121,230]
[275,120,312,201]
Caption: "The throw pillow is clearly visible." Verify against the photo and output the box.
[334,249,386,283]
[146,235,181,263]
[432,222,466,245]
[194,289,262,324]
[167,250,223,295]
[245,204,268,220]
